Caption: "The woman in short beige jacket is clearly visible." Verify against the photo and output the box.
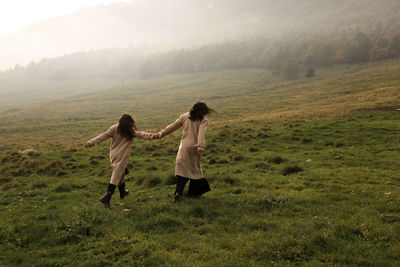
[85,114,155,209]
[159,102,213,201]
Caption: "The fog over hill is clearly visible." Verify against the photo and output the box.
[1,0,400,70]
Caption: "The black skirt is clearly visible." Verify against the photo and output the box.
[188,178,211,196]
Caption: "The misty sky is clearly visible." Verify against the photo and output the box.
[0,0,130,34]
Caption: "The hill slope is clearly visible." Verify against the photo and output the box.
[1,61,400,265]
[1,0,400,69]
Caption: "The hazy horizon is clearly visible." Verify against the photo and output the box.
[1,0,399,71]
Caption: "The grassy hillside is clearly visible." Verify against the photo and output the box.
[1,60,400,266]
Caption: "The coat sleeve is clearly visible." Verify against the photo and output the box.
[195,117,208,153]
[87,125,116,146]
[134,129,154,140]
[159,114,185,137]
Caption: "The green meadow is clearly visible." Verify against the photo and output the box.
[1,60,400,266]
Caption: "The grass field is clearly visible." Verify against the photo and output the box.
[1,60,400,266]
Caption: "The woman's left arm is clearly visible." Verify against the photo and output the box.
[134,129,155,140]
[85,125,116,147]
[195,118,208,154]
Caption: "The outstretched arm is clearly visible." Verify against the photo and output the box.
[158,114,185,138]
[134,129,155,140]
[85,125,116,147]
[195,118,208,155]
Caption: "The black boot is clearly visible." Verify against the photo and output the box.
[100,184,116,209]
[118,182,129,199]
[174,176,189,202]
[174,192,181,202]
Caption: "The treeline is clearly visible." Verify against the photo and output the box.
[3,25,400,81]
[140,28,400,79]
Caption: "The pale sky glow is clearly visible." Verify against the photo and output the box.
[0,0,130,35]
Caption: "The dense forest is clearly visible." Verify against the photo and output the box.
[1,0,400,81]
[4,27,400,81]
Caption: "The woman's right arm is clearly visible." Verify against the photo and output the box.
[85,125,116,147]
[158,114,185,138]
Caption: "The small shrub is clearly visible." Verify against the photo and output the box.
[54,184,73,193]
[233,155,245,161]
[56,170,68,177]
[228,154,244,161]
[88,155,105,160]
[232,189,242,194]
[282,165,303,176]
[135,177,145,186]
[301,138,313,144]
[333,224,363,240]
[208,159,217,164]
[78,164,88,168]
[267,156,284,164]
[218,129,230,138]
[188,207,205,218]
[7,167,32,177]
[258,196,273,210]
[0,176,12,184]
[54,183,86,192]
[66,146,78,153]
[249,147,259,152]
[164,175,176,185]
[61,154,71,159]
[223,177,237,185]
[97,167,110,177]
[38,160,63,173]
[141,177,162,189]
[167,149,176,155]
[144,145,158,152]
[256,132,270,138]
[380,214,400,224]
[32,182,47,189]
[224,147,237,154]
[254,162,271,170]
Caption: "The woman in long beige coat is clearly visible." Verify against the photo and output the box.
[158,101,213,202]
[85,114,155,209]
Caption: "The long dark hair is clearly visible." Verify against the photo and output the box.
[117,114,135,140]
[189,101,214,121]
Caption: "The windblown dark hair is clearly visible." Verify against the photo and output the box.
[189,101,214,121]
[117,114,135,140]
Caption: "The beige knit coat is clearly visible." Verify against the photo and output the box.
[87,124,154,185]
[160,112,208,179]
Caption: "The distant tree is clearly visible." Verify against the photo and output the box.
[344,32,372,63]
[267,48,290,75]
[369,47,393,61]
[281,60,301,80]
[389,34,400,58]
[304,42,335,66]
[375,38,388,49]
[369,37,393,61]
[335,49,346,63]
[305,67,315,78]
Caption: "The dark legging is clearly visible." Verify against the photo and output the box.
[175,175,211,197]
